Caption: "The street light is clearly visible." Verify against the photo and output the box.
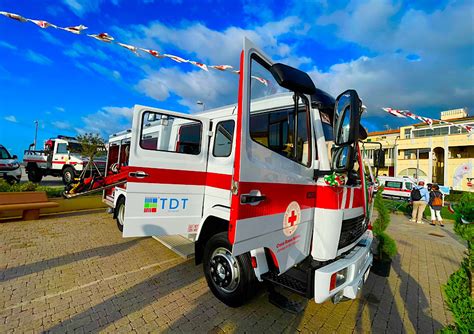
[196,101,205,111]
[33,120,39,150]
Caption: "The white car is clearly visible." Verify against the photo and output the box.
[0,145,21,184]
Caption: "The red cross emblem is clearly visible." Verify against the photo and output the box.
[283,202,300,237]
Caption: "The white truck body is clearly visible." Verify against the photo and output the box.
[23,136,106,184]
[107,39,373,306]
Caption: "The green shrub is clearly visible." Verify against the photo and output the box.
[377,232,398,261]
[442,192,473,333]
[442,258,473,333]
[373,187,398,260]
[0,179,63,198]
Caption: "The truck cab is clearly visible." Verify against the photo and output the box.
[118,39,373,307]
[23,136,106,184]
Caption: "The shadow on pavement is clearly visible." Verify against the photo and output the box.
[45,260,199,333]
[356,254,443,332]
[0,238,140,282]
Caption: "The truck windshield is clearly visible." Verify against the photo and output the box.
[0,147,11,159]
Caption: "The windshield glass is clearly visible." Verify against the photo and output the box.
[0,147,11,159]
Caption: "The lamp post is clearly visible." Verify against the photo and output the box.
[196,101,205,111]
[33,120,39,150]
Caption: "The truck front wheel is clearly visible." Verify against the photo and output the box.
[203,232,258,307]
[62,166,76,185]
[27,165,43,183]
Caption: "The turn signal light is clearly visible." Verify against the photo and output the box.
[330,268,348,291]
[251,256,257,268]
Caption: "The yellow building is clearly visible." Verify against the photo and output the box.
[363,108,474,191]
[363,129,399,177]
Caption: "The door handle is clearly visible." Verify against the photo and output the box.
[241,190,266,205]
[129,171,149,179]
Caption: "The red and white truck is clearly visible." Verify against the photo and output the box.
[68,39,375,308]
[23,135,106,184]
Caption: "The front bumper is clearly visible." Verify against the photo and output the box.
[314,230,373,303]
[0,167,22,181]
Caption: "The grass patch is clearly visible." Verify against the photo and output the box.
[382,198,456,220]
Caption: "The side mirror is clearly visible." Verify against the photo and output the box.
[333,90,361,146]
[332,146,355,172]
[270,63,316,95]
[373,149,385,168]
[12,155,18,160]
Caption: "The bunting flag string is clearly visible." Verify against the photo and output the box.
[0,10,270,85]
[382,107,473,134]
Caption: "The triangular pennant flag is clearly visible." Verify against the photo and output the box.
[163,54,187,63]
[404,111,417,120]
[29,19,56,29]
[189,61,209,71]
[0,11,28,22]
[251,75,268,86]
[117,42,139,56]
[60,24,88,34]
[209,65,233,71]
[139,48,165,58]
[88,32,114,43]
[382,107,407,118]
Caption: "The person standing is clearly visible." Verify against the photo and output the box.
[429,184,444,227]
[410,180,429,224]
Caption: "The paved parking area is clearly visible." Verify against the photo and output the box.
[0,211,465,333]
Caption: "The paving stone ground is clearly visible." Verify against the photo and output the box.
[0,210,466,333]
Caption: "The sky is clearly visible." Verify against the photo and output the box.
[0,0,473,157]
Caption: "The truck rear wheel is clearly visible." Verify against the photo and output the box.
[27,165,43,183]
[62,166,76,185]
[115,197,125,232]
[203,232,258,307]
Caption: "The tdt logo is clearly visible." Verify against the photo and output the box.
[144,197,189,213]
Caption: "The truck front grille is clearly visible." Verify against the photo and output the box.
[339,215,367,249]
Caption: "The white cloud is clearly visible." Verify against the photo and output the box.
[56,107,65,112]
[136,67,238,110]
[62,0,120,17]
[52,121,71,129]
[4,115,18,123]
[25,50,53,66]
[40,31,63,46]
[0,40,16,50]
[124,16,312,109]
[121,16,307,66]
[79,106,133,136]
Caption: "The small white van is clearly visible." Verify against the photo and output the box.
[0,144,22,184]
[378,176,416,199]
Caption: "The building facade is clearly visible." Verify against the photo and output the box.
[363,108,474,191]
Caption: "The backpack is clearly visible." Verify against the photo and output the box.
[411,188,422,201]
[432,192,443,206]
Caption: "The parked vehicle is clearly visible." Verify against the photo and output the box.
[378,176,416,199]
[0,144,21,184]
[23,135,106,185]
[66,39,375,308]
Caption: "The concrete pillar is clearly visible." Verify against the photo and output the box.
[428,137,433,183]
[444,136,449,186]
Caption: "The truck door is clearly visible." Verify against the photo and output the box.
[123,106,211,237]
[229,38,316,274]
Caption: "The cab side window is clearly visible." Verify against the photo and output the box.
[56,143,68,154]
[250,107,311,166]
[213,120,235,157]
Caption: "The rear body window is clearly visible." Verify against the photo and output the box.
[385,181,402,189]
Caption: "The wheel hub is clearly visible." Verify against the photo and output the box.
[209,247,240,293]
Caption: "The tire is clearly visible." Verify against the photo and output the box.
[203,232,258,307]
[115,197,125,232]
[27,165,43,183]
[62,166,76,185]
